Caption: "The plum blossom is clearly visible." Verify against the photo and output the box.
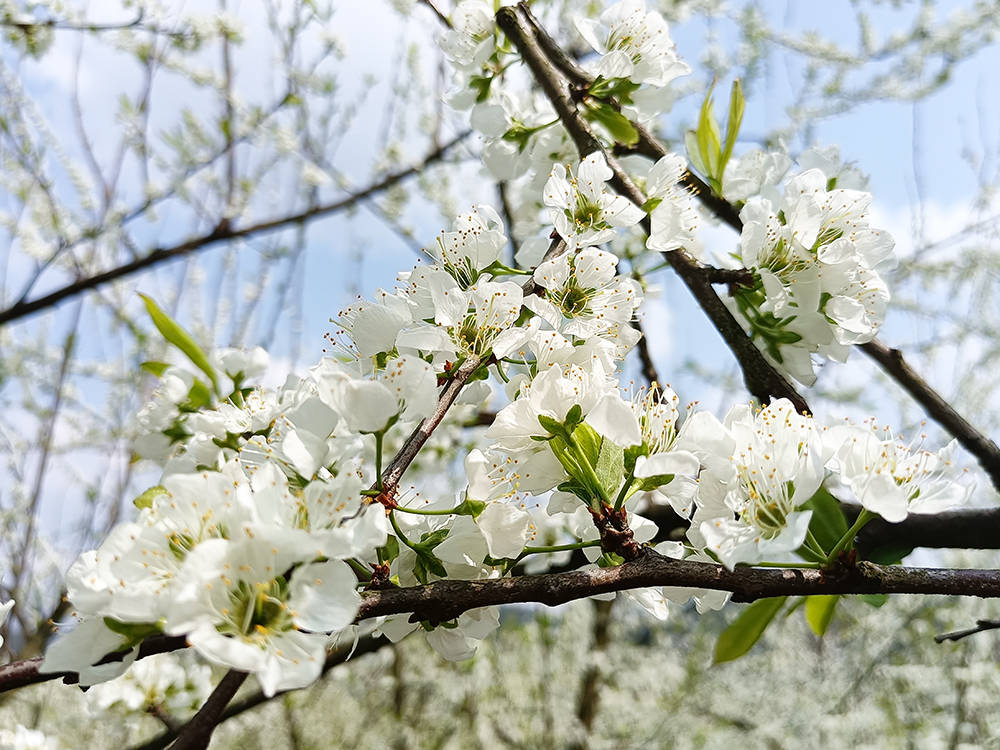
[544,152,644,249]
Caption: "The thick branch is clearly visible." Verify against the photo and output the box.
[168,669,247,750]
[860,340,1000,492]
[356,550,1000,623]
[496,5,808,412]
[0,132,471,327]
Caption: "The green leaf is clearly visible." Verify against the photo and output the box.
[377,536,400,565]
[587,76,641,104]
[864,543,914,566]
[413,548,448,584]
[695,80,722,180]
[453,497,486,518]
[140,361,171,377]
[858,593,889,608]
[179,379,213,412]
[571,422,602,468]
[133,485,167,510]
[102,618,162,649]
[720,78,745,176]
[418,528,450,549]
[565,404,583,429]
[584,100,639,146]
[804,595,839,636]
[595,438,624,498]
[802,486,849,553]
[713,596,787,664]
[139,293,219,394]
[685,130,707,177]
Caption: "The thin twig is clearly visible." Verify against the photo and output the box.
[934,619,1000,644]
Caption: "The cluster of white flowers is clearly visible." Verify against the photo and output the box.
[38,0,976,705]
[722,151,896,384]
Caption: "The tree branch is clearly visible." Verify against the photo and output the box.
[5,551,1000,695]
[934,619,1000,644]
[0,132,471,327]
[167,669,247,750]
[128,635,388,750]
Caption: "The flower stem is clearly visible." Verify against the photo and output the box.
[374,431,384,492]
[388,510,418,551]
[824,509,875,566]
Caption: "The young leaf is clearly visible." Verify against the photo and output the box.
[695,81,722,181]
[720,78,745,176]
[713,596,787,664]
[595,438,625,498]
[584,100,639,146]
[139,293,220,394]
[804,595,839,636]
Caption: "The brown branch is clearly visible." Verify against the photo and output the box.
[418,0,451,28]
[168,669,247,750]
[0,132,471,327]
[496,4,809,413]
[860,340,1000,493]
[356,551,1000,623]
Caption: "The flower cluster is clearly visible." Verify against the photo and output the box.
[730,166,896,384]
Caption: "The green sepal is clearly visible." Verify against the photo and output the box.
[453,497,487,518]
[132,485,167,510]
[564,404,583,430]
[641,196,663,214]
[537,414,565,436]
[634,473,675,492]
[713,596,788,664]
